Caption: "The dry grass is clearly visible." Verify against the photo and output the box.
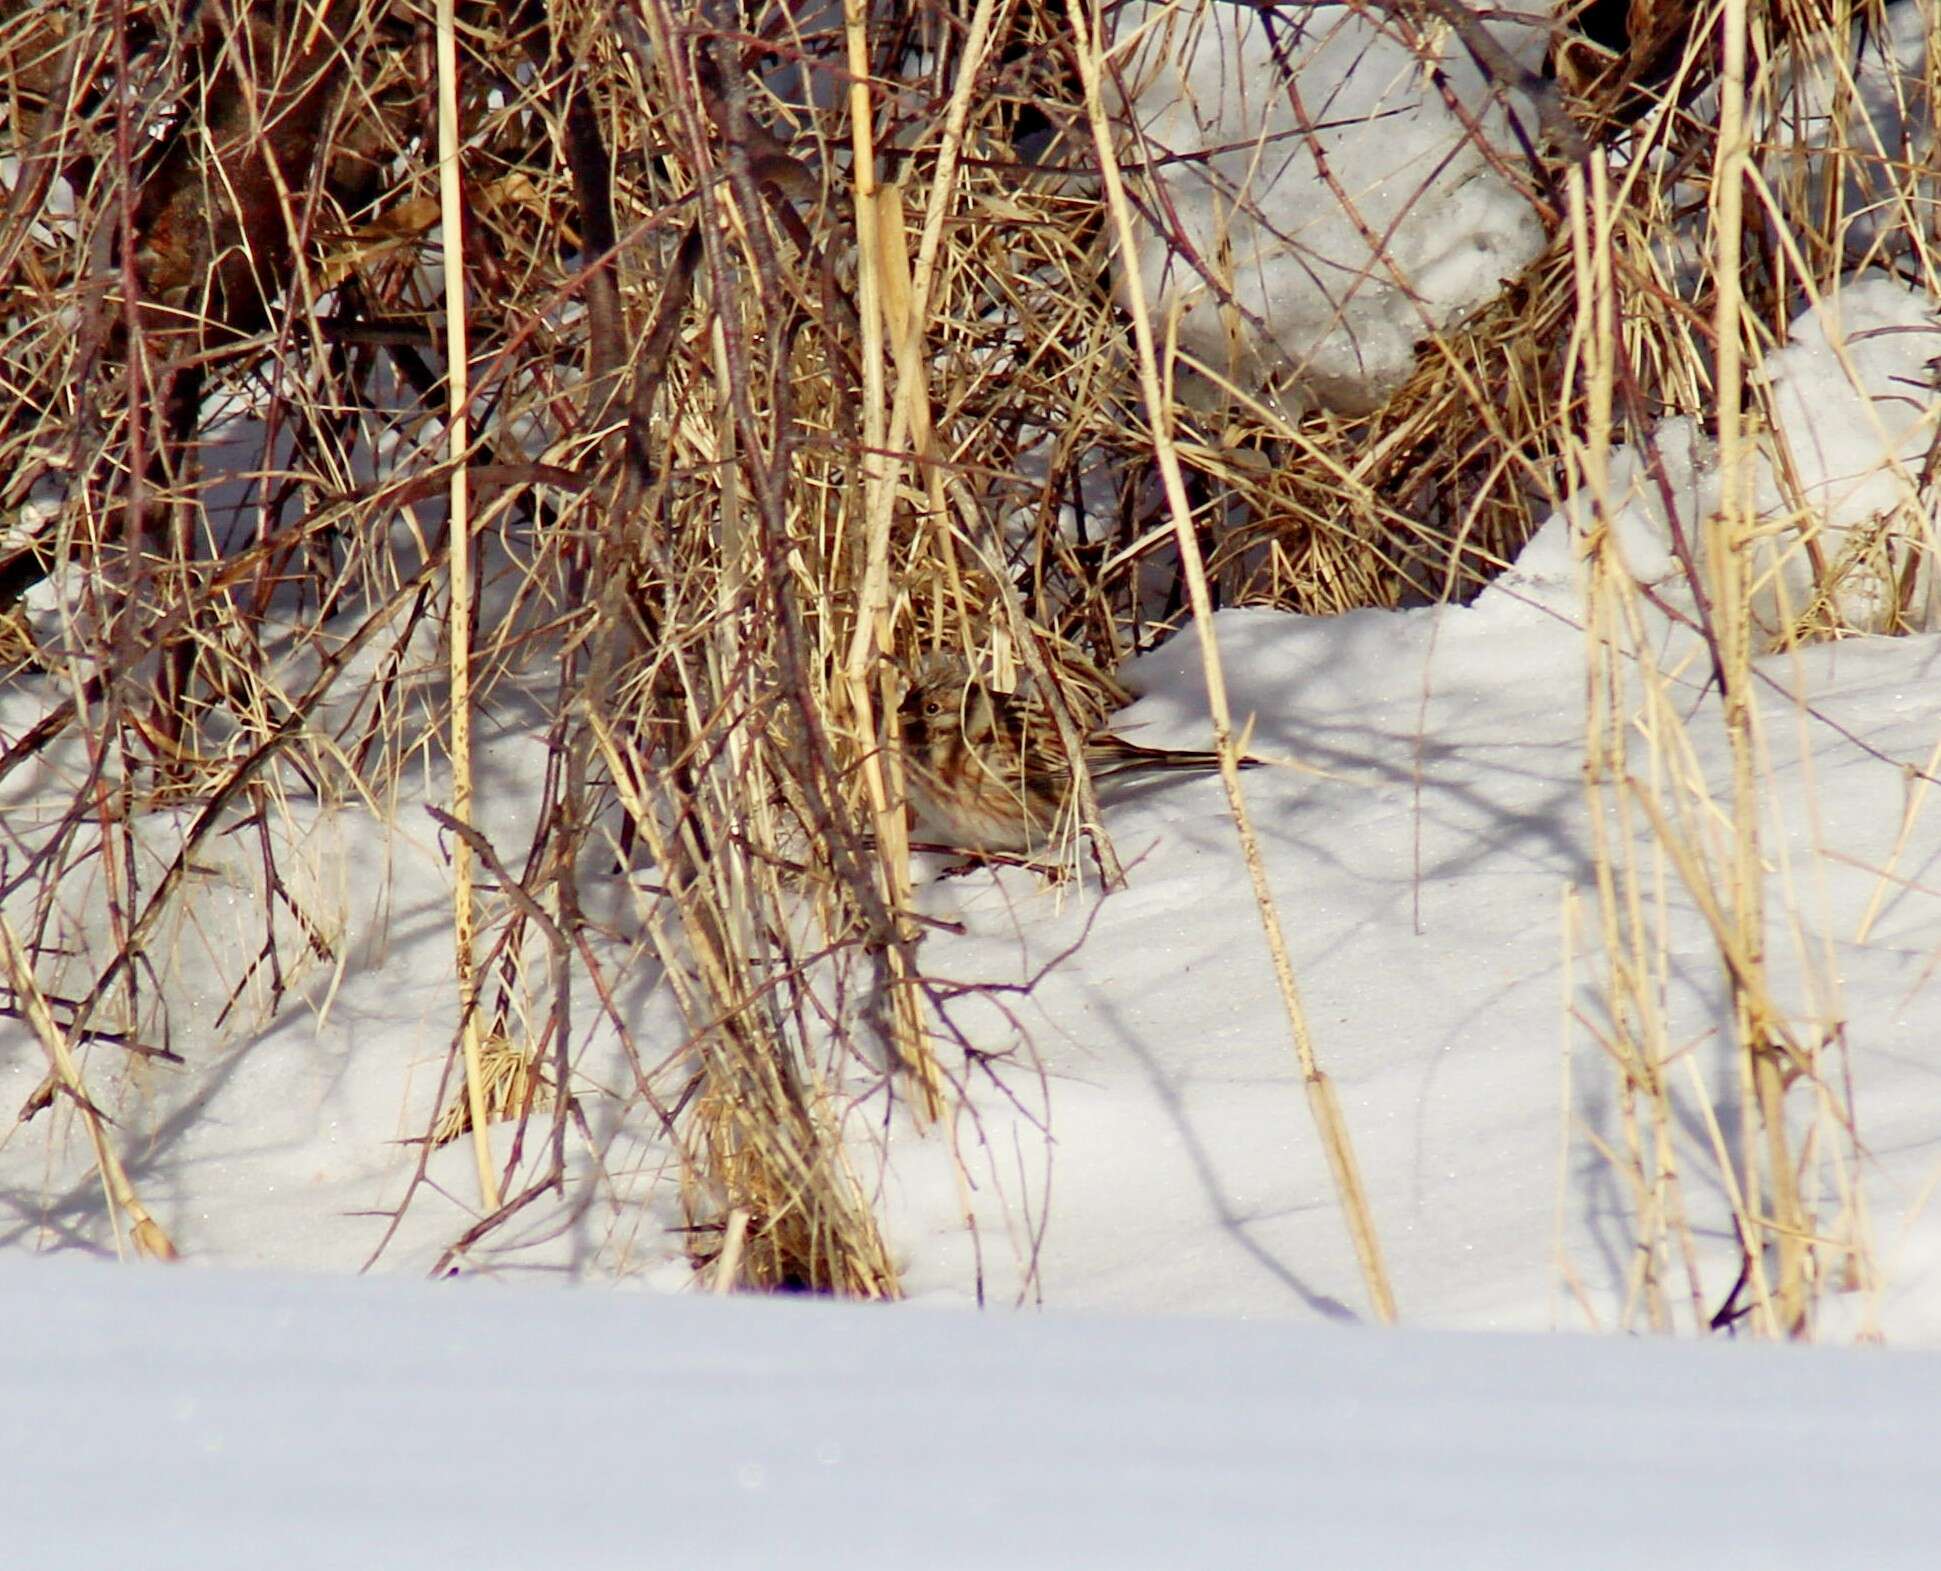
[1552,0,1939,1336]
[0,0,1934,1329]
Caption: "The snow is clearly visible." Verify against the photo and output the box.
[10,274,1941,1339]
[899,563,1941,1331]
[8,7,1941,1549]
[11,1250,1941,1568]
[1523,278,1941,641]
[1104,1,1549,415]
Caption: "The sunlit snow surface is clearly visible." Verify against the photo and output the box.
[10,1252,1941,1568]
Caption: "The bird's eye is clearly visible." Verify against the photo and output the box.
[924,698,945,718]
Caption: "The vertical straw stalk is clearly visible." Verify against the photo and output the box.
[1711,0,1808,1334]
[838,0,943,1121]
[2,914,176,1262]
[1066,0,1396,1326]
[1567,157,1707,1334]
[435,0,500,1215]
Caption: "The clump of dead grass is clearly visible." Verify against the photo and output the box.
[0,0,1933,1327]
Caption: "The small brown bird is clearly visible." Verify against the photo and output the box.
[897,652,1237,855]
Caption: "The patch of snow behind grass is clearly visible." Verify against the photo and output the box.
[1104,1,1548,415]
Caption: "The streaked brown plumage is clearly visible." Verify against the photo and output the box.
[897,653,1234,855]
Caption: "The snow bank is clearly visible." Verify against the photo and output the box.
[11,1252,1941,1568]
[1510,275,1941,642]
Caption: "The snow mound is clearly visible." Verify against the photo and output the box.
[1502,275,1941,642]
[1106,0,1548,415]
